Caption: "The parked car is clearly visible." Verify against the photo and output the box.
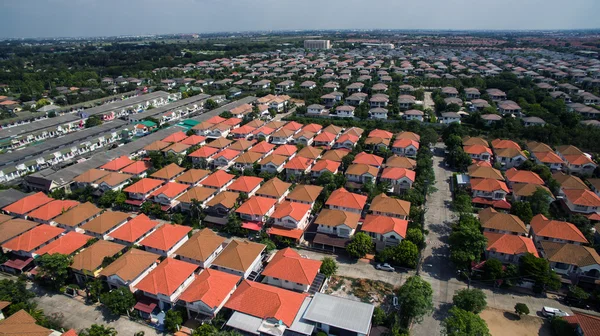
[375,263,395,272]
[541,306,569,318]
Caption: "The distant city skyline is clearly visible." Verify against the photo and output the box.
[1,0,599,38]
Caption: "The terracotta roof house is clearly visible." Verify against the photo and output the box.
[99,248,159,291]
[150,163,186,181]
[207,137,233,150]
[369,193,411,220]
[315,209,361,238]
[380,167,416,194]
[311,159,341,178]
[484,232,538,264]
[2,192,53,218]
[284,156,314,177]
[175,169,210,186]
[313,131,337,148]
[320,149,349,163]
[175,228,226,268]
[539,241,600,279]
[491,139,521,150]
[212,240,266,278]
[180,135,207,147]
[233,151,265,171]
[228,139,256,152]
[0,218,37,245]
[249,141,276,156]
[505,168,545,188]
[225,280,307,331]
[531,151,564,170]
[71,240,125,285]
[72,168,110,187]
[386,155,417,170]
[463,144,493,162]
[285,185,323,207]
[272,144,298,158]
[368,129,393,139]
[527,141,553,153]
[80,211,130,239]
[296,146,322,160]
[563,189,600,219]
[0,309,53,336]
[470,178,510,201]
[256,178,291,202]
[33,231,91,257]
[100,156,135,172]
[361,214,408,251]
[211,148,242,168]
[236,196,277,225]
[554,173,590,197]
[227,176,263,197]
[364,137,390,151]
[512,183,554,203]
[178,268,240,319]
[391,138,419,158]
[262,248,321,292]
[530,214,588,245]
[479,207,528,235]
[396,131,420,142]
[200,170,235,192]
[463,136,488,147]
[139,224,191,257]
[346,163,379,185]
[144,140,171,152]
[162,131,188,143]
[302,123,323,134]
[177,186,218,212]
[26,200,79,224]
[563,311,600,336]
[107,214,159,245]
[149,182,189,209]
[2,224,64,264]
[352,152,384,168]
[326,188,367,214]
[123,178,165,206]
[121,161,152,178]
[269,201,312,240]
[556,145,597,176]
[135,258,198,311]
[188,146,219,166]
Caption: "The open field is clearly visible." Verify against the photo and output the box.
[481,308,552,336]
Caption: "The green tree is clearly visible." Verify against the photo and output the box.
[529,188,552,217]
[482,259,503,281]
[205,99,218,110]
[320,257,337,277]
[511,202,533,223]
[514,303,529,318]
[519,253,560,293]
[396,276,434,323]
[452,193,473,213]
[86,279,105,303]
[442,307,491,336]
[80,324,118,336]
[100,287,136,316]
[192,324,217,336]
[452,289,487,314]
[346,232,374,259]
[35,253,72,290]
[85,115,103,128]
[449,215,487,269]
[0,279,35,304]
[406,228,425,248]
[165,310,183,333]
[372,306,387,326]
[550,317,577,336]
[393,240,419,268]
[567,285,590,303]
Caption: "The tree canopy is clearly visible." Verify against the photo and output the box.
[452,289,487,314]
[396,276,434,323]
[442,307,491,336]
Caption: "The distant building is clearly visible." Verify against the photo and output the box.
[304,40,331,49]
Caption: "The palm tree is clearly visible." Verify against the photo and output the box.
[80,324,118,336]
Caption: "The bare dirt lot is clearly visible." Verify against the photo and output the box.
[325,276,396,307]
[480,308,552,336]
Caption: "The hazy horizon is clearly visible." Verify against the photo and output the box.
[1,0,599,39]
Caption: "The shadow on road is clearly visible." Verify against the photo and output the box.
[96,305,120,323]
[503,311,520,321]
[432,302,453,322]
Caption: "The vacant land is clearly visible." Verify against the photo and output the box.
[326,276,396,306]
[481,308,552,336]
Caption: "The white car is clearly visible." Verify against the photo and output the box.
[541,306,569,318]
[375,263,395,272]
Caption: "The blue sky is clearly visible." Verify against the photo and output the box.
[1,0,599,38]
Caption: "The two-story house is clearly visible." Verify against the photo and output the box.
[361,214,408,252]
[174,228,225,268]
[262,248,321,292]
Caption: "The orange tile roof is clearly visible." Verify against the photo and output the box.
[229,139,256,152]
[221,118,242,127]
[534,151,564,164]
[99,248,159,282]
[468,164,504,180]
[271,201,311,221]
[335,133,359,144]
[396,131,420,142]
[139,224,191,251]
[564,311,600,336]
[121,161,152,175]
[228,176,263,194]
[392,138,419,150]
[312,159,340,173]
[326,188,367,211]
[380,167,416,181]
[353,152,384,167]
[174,228,226,262]
[162,131,188,143]
[201,170,235,188]
[180,135,207,146]
[162,142,191,154]
[370,193,411,216]
[52,202,102,228]
[283,121,303,131]
[189,146,219,158]
[150,182,189,199]
[34,231,91,256]
[3,192,53,215]
[73,168,110,183]
[386,155,417,169]
[256,178,291,198]
[463,144,492,155]
[107,214,159,243]
[144,140,171,152]
[175,169,210,184]
[302,123,323,133]
[284,156,313,170]
[70,240,124,272]
[286,185,323,204]
[0,309,52,336]
[0,219,37,245]
[491,139,521,150]
[179,268,239,307]
[225,280,307,327]
[236,196,277,216]
[213,148,241,161]
[80,211,130,235]
[205,116,227,125]
[26,200,79,222]
[564,189,600,207]
[124,178,164,194]
[530,214,588,243]
[177,186,217,204]
[484,232,538,257]
[205,191,239,209]
[368,129,393,139]
[563,153,596,165]
[361,214,408,237]
[495,147,525,159]
[479,207,527,234]
[135,258,198,296]
[470,178,509,193]
[249,141,275,154]
[262,248,321,285]
[272,145,298,157]
[462,136,488,147]
[320,149,349,162]
[314,132,337,143]
[212,240,266,272]
[100,156,134,171]
[95,172,132,187]
[296,146,322,160]
[2,224,64,252]
[505,168,545,185]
